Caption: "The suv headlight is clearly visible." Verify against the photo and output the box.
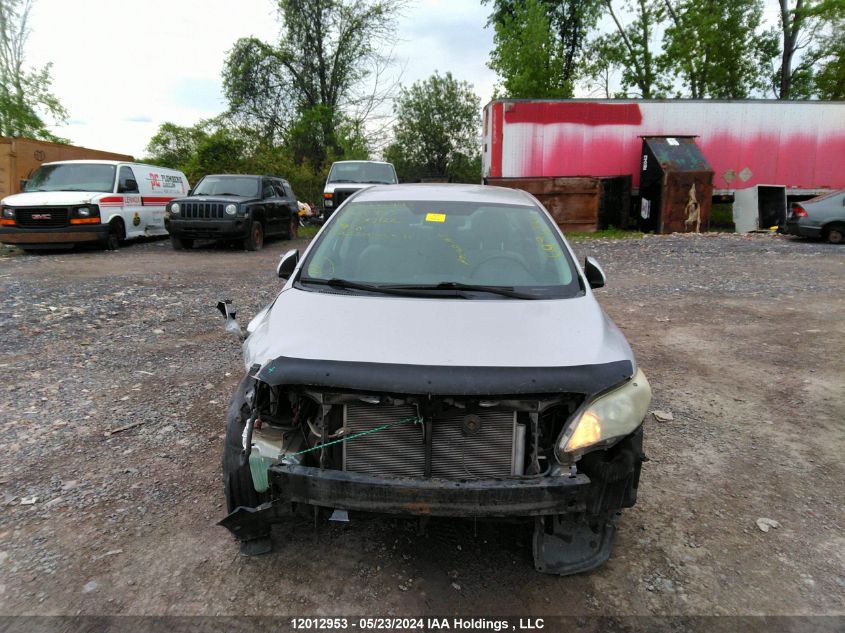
[170,203,180,214]
[557,368,651,460]
[225,203,237,216]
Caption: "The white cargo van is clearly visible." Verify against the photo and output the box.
[0,160,189,250]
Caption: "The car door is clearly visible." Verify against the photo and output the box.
[261,179,282,235]
[274,180,296,230]
[116,165,144,237]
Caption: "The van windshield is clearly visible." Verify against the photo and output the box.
[327,162,397,185]
[192,176,259,197]
[25,164,116,193]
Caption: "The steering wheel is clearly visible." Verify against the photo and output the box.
[470,253,532,278]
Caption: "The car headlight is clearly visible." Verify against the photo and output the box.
[171,203,180,214]
[225,203,237,216]
[557,368,651,459]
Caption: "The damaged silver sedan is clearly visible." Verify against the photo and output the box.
[218,184,651,575]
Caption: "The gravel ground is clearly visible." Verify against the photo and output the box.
[0,232,842,618]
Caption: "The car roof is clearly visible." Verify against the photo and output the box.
[332,160,393,166]
[350,183,536,206]
[41,160,177,170]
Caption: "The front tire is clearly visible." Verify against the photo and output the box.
[170,236,194,250]
[243,221,264,251]
[105,219,125,251]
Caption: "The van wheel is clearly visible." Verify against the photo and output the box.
[105,219,125,251]
[170,236,194,250]
[244,221,264,251]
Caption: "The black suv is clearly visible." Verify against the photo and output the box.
[164,174,299,251]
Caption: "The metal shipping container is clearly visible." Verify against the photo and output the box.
[482,99,845,195]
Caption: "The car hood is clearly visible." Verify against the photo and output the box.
[177,195,258,204]
[243,287,635,393]
[2,191,105,206]
[323,182,379,194]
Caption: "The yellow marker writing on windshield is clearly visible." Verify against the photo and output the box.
[425,213,446,223]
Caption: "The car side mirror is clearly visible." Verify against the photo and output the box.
[187,188,194,196]
[119,179,138,193]
[584,256,606,289]
[216,299,245,340]
[19,178,28,191]
[277,249,299,279]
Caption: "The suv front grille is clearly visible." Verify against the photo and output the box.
[14,208,70,228]
[182,202,225,220]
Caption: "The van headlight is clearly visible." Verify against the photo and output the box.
[225,204,237,216]
[557,369,651,459]
[77,207,91,217]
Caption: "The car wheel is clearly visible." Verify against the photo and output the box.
[170,236,193,250]
[244,221,264,251]
[105,219,125,251]
[223,378,267,513]
[825,224,844,244]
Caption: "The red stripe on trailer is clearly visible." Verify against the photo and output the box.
[504,101,642,126]
[490,102,504,179]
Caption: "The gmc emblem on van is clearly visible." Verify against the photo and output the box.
[32,213,51,220]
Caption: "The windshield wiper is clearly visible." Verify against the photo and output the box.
[385,282,541,300]
[299,277,439,298]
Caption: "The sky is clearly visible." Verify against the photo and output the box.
[27,0,499,158]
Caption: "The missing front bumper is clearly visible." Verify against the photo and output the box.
[267,464,590,516]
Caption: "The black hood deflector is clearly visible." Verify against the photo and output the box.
[255,356,633,397]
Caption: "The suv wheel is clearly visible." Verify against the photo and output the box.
[244,221,264,251]
[170,236,194,250]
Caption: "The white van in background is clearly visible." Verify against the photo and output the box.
[0,160,189,250]
[322,160,397,219]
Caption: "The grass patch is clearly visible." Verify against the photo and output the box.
[297,224,320,239]
[565,228,644,241]
[709,202,734,231]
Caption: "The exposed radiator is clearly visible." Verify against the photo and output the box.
[343,403,519,479]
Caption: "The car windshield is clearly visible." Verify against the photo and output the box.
[25,164,116,193]
[192,176,258,197]
[327,162,397,185]
[301,199,581,299]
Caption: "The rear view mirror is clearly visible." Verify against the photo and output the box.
[584,256,606,289]
[277,249,299,279]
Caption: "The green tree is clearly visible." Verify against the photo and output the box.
[485,0,602,98]
[222,0,400,168]
[661,0,777,99]
[813,12,845,97]
[592,0,668,98]
[144,122,209,169]
[384,72,480,183]
[0,0,67,140]
[774,0,844,98]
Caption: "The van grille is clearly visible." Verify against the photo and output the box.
[181,202,225,220]
[342,403,518,479]
[14,208,70,228]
